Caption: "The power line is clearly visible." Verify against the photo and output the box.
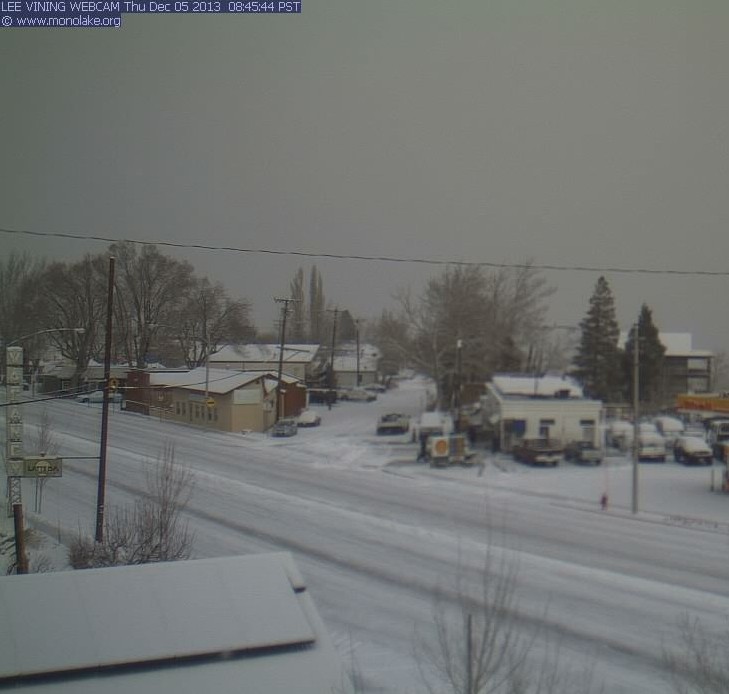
[1,226,728,278]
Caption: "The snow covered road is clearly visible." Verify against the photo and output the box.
[11,379,729,693]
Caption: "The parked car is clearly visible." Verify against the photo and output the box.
[673,435,713,465]
[564,440,602,465]
[271,418,298,437]
[76,390,123,404]
[512,439,563,467]
[296,409,321,427]
[376,413,410,435]
[364,383,387,393]
[339,388,376,402]
[636,432,667,462]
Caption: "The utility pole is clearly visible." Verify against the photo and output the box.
[274,297,296,421]
[632,322,640,515]
[355,319,361,386]
[328,308,338,408]
[455,338,463,432]
[96,256,115,543]
[204,327,210,426]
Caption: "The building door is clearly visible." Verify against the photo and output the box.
[539,418,556,440]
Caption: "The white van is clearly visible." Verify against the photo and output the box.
[653,416,684,445]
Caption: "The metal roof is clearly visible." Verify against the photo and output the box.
[149,368,299,394]
[210,344,321,364]
[0,553,350,693]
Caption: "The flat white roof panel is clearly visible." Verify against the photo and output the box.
[0,554,316,680]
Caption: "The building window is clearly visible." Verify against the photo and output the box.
[175,402,181,416]
[539,419,556,439]
[181,402,186,416]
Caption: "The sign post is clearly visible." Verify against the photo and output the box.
[5,346,24,516]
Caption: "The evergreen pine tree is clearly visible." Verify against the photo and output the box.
[573,276,622,401]
[623,303,666,407]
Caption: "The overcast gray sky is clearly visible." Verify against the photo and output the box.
[2,1,728,350]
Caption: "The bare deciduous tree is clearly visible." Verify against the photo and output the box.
[40,254,107,386]
[0,251,45,346]
[69,441,195,568]
[375,264,555,407]
[110,242,195,368]
[663,614,729,694]
[416,545,601,694]
[172,276,254,368]
[30,408,59,513]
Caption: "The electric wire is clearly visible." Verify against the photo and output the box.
[1,226,727,278]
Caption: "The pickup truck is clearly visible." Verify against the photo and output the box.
[376,413,410,435]
[512,439,563,467]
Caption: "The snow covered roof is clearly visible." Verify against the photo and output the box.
[150,367,299,394]
[491,374,586,399]
[618,331,713,358]
[210,344,321,364]
[0,554,349,694]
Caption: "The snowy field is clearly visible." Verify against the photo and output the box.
[4,377,729,693]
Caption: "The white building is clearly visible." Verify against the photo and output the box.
[209,344,321,382]
[481,374,603,452]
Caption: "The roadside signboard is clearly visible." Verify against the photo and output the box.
[21,456,63,478]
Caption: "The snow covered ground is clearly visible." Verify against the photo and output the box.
[4,376,729,693]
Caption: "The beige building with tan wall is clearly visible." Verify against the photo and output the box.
[150,368,301,433]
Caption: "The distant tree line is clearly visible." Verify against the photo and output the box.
[0,245,255,386]
[0,248,695,409]
[367,266,676,410]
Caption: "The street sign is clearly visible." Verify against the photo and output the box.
[205,397,216,409]
[21,456,62,478]
[5,346,23,366]
[6,366,22,386]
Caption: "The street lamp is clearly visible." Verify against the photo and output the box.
[7,327,85,348]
